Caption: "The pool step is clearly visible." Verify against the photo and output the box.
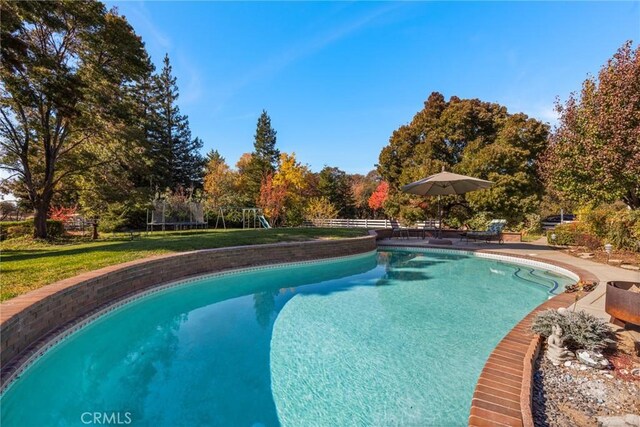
[512,267,559,294]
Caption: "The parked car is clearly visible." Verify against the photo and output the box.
[542,214,576,229]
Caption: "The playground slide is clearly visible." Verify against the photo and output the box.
[258,215,271,229]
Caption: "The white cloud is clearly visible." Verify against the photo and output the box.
[536,106,559,123]
[175,53,203,107]
[525,104,559,126]
[126,1,172,54]
[123,2,203,106]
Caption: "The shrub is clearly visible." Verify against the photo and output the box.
[531,309,615,351]
[444,217,462,230]
[95,201,148,233]
[284,207,305,227]
[304,197,339,221]
[46,220,65,237]
[546,222,589,245]
[606,210,640,251]
[98,215,128,233]
[575,233,602,251]
[0,220,65,240]
[580,204,640,251]
[467,212,492,231]
[582,205,614,239]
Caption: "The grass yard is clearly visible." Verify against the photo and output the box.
[521,233,544,243]
[0,228,368,301]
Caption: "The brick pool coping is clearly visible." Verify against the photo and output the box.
[379,242,598,427]
[0,234,377,391]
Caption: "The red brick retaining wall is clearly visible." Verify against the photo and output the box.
[0,235,376,388]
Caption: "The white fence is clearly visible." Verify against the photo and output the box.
[303,218,441,229]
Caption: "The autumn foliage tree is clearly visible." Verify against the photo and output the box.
[350,171,379,218]
[541,41,640,209]
[203,150,235,208]
[272,153,312,225]
[256,152,312,226]
[368,181,389,213]
[258,173,287,226]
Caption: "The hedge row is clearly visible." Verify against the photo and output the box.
[546,223,584,246]
[546,223,607,250]
[547,211,640,251]
[0,220,65,240]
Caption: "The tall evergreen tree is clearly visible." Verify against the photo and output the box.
[254,110,279,171]
[244,110,279,203]
[132,70,159,188]
[149,54,204,191]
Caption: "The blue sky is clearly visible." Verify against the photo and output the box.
[109,1,639,174]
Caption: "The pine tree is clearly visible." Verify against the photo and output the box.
[244,110,280,203]
[149,54,204,191]
[254,110,279,172]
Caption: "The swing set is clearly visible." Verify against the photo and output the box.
[213,207,271,229]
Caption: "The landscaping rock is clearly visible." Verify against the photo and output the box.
[608,259,623,266]
[620,264,640,271]
[597,414,640,427]
[577,350,609,369]
[532,346,640,427]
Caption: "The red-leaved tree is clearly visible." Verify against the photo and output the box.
[258,173,287,226]
[48,205,77,222]
[368,181,389,212]
[541,41,640,209]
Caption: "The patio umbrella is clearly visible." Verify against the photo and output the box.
[400,168,493,241]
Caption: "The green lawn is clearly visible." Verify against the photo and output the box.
[521,233,544,243]
[0,228,368,301]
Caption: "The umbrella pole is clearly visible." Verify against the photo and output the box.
[438,195,442,239]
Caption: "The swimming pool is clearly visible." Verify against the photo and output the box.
[0,248,575,426]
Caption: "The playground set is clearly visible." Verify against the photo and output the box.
[147,201,270,232]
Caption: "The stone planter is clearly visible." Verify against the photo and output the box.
[605,281,640,326]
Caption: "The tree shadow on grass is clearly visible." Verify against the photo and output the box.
[0,231,324,263]
[1,240,150,262]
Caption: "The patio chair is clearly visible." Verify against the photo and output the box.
[462,219,507,244]
[390,220,410,239]
[409,219,438,240]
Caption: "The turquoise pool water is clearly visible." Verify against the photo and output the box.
[1,249,574,427]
